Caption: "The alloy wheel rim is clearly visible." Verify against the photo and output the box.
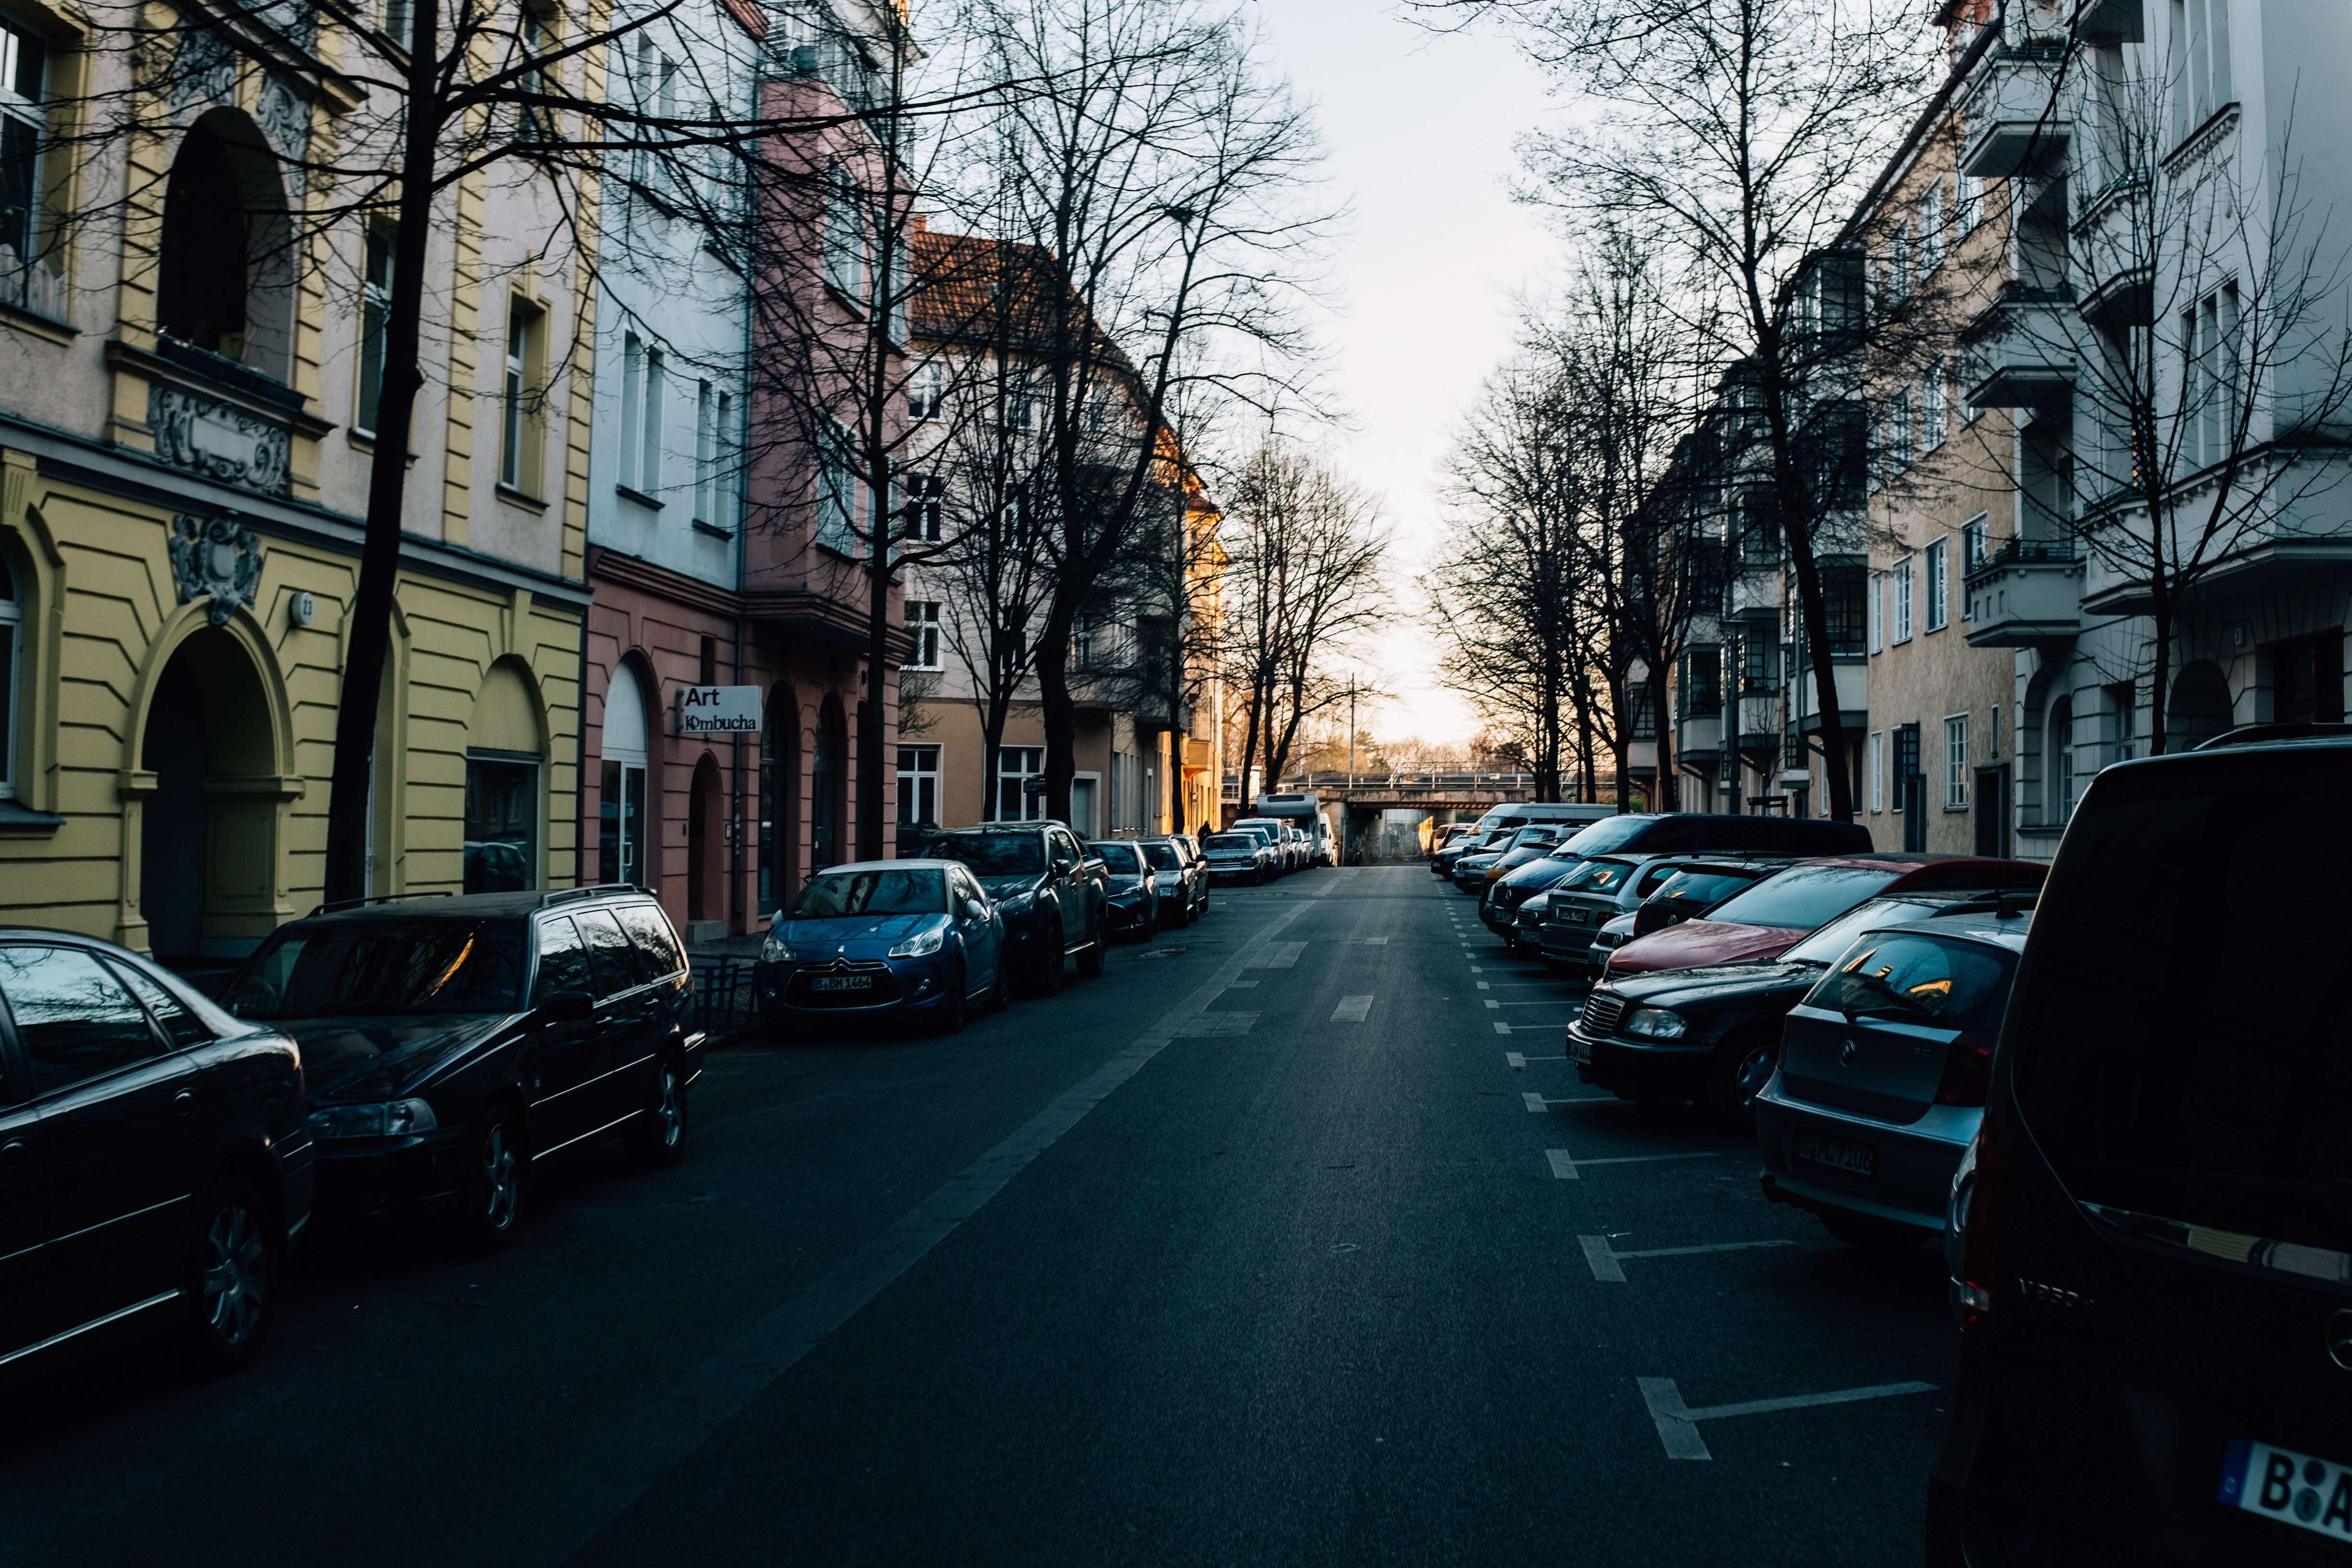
[202,1203,266,1344]
[656,1070,684,1148]
[482,1125,520,1228]
[1735,1045,1777,1105]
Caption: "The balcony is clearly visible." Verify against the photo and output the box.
[1732,690,1782,752]
[1961,284,2079,409]
[2073,172,2153,327]
[1791,658,1868,734]
[1964,539,2083,646]
[1676,713,1723,768]
[1959,44,2071,179]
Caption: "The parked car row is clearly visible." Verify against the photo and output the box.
[1201,816,1327,884]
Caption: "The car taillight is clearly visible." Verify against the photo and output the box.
[1935,1029,1998,1106]
[1957,1130,1998,1332]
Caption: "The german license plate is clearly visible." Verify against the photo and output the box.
[2219,1437,2352,1545]
[1795,1131,1876,1178]
[811,974,874,992]
[1569,1033,1592,1065]
[1558,908,1588,923]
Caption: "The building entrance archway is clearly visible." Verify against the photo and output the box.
[139,626,278,962]
[687,753,724,922]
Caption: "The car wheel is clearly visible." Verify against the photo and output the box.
[183,1181,274,1372]
[1818,1208,1929,1253]
[1076,917,1106,978]
[462,1112,527,1248]
[986,964,1011,1013]
[1034,923,1064,995]
[1708,1032,1781,1120]
[936,966,968,1034]
[630,1057,689,1167]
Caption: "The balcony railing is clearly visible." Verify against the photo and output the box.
[1964,538,2084,646]
[1958,43,2071,179]
[1961,283,2079,409]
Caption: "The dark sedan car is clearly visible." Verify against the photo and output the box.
[224,888,702,1247]
[1531,856,1785,976]
[1202,831,1275,884]
[916,822,1107,993]
[757,861,1008,1032]
[1479,851,1582,948]
[1138,837,1204,925]
[0,931,313,1375]
[1569,886,2042,1116]
[1090,842,1163,941]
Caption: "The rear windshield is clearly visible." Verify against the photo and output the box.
[920,833,1044,875]
[2010,758,2352,1248]
[228,919,527,1018]
[1093,843,1142,873]
[1781,898,1954,965]
[1508,826,1562,849]
[792,869,949,917]
[1560,858,1634,894]
[1140,842,1181,870]
[1702,865,1900,931]
[1205,834,1257,852]
[1648,868,1762,908]
[1561,815,1654,856]
[1804,931,2016,1030]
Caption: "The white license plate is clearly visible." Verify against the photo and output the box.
[1556,909,1588,924]
[810,974,875,992]
[2220,1437,2352,1545]
[1794,1131,1876,1177]
[1569,1034,1592,1064]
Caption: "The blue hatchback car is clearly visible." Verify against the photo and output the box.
[755,861,1008,1036]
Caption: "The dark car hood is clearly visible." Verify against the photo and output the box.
[1104,873,1149,892]
[783,913,942,953]
[274,1014,511,1101]
[1601,960,1821,1009]
[1608,919,1804,975]
[976,874,1048,900]
[1499,856,1581,889]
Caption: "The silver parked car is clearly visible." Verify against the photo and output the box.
[1752,907,2028,1250]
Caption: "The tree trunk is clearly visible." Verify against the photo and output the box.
[859,515,891,861]
[2146,507,2175,757]
[1784,539,1853,820]
[322,44,441,905]
[1036,609,1076,825]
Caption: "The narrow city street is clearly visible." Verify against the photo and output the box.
[1,868,1956,1567]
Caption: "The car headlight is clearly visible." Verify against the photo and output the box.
[760,931,795,962]
[307,1098,438,1139]
[997,892,1036,919]
[889,923,947,958]
[1624,1007,1687,1041]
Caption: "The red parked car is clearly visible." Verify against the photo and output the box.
[1601,855,2048,978]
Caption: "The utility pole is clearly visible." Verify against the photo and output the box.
[1347,679,1356,780]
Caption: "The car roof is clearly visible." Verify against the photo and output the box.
[2186,722,2352,753]
[294,887,666,924]
[808,859,958,874]
[924,821,1061,833]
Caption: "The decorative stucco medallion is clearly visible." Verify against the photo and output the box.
[150,384,292,495]
[168,512,264,626]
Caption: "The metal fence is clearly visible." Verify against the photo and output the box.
[693,958,757,1034]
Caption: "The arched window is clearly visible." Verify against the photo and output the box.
[157,113,294,378]
[599,662,650,886]
[2046,695,2073,826]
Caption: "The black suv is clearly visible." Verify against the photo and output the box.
[221,887,701,1246]
[0,931,311,1375]
[1929,727,2352,1565]
[915,822,1107,994]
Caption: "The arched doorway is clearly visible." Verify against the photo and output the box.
[811,695,845,872]
[464,660,545,893]
[687,754,724,922]
[157,111,295,377]
[139,627,276,963]
[760,686,799,914]
[599,659,651,886]
[2167,660,2232,751]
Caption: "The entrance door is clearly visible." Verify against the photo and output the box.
[1973,765,2010,858]
[598,663,650,887]
[1068,778,1096,839]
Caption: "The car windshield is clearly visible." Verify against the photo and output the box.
[1140,842,1181,870]
[1559,858,1633,894]
[1780,898,1952,965]
[791,869,950,917]
[921,833,1045,876]
[1508,827,1562,850]
[228,919,528,1018]
[1560,815,1653,856]
[1205,834,1257,852]
[1804,931,2016,1030]
[1093,843,1142,873]
[1648,868,1763,907]
[1700,865,1900,930]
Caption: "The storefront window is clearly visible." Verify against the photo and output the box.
[464,753,539,892]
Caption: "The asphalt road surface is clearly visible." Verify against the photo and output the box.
[2,867,1957,1567]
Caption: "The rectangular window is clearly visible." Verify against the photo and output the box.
[356,225,394,435]
[824,162,865,304]
[1961,513,1988,574]
[1925,538,1949,631]
[0,556,18,799]
[908,360,942,421]
[1867,570,1884,653]
[905,600,941,669]
[1957,173,1984,233]
[1893,724,1922,814]
[619,333,643,492]
[500,297,543,493]
[1892,555,1915,643]
[382,0,412,44]
[1867,731,1884,813]
[464,754,539,893]
[1003,374,1035,432]
[517,6,553,140]
[1071,619,1095,671]
[1918,183,1944,274]
[896,744,939,826]
[817,422,858,554]
[1989,703,2000,760]
[1945,714,1970,809]
[693,381,713,522]
[713,391,734,526]
[1922,362,1948,451]
[996,745,1044,821]
[640,346,664,496]
[908,474,943,543]
[1825,566,1866,655]
[1686,649,1721,717]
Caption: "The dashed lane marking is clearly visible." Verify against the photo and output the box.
[1505,1053,1563,1070]
[1636,1377,1939,1461]
[1577,1236,1797,1281]
[1331,994,1374,1023]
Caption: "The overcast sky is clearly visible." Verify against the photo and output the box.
[1248,0,1560,751]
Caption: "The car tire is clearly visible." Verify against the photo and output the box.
[1076,918,1106,978]
[630,1056,689,1167]
[1707,1032,1782,1121]
[1034,924,1064,996]
[1818,1209,1929,1253]
[986,965,1011,1013]
[936,966,968,1034]
[461,1111,527,1249]
[182,1180,275,1373]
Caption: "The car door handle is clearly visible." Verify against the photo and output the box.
[0,1140,24,1169]
[172,1089,196,1116]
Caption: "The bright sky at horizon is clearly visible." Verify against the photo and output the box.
[1249,0,1562,751]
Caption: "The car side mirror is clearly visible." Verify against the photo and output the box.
[539,988,595,1023]
[966,898,990,921]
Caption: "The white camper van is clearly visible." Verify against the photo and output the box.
[1253,792,1336,866]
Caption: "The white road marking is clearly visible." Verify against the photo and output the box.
[1364,937,1388,945]
[1484,999,1501,1009]
[1506,1051,1527,1070]
[478,902,1313,1565]
[1224,980,1259,989]
[1547,1148,1580,1178]
[1579,1152,1719,1166]
[1476,981,1491,990]
[1578,1236,1795,1280]
[1469,966,1483,973]
[1244,942,1307,969]
[1549,1148,1717,1178]
[1637,1377,1939,1461]
[1173,1013,1259,1037]
[1524,1092,1550,1114]
[1493,1021,1512,1034]
[1331,994,1374,1023]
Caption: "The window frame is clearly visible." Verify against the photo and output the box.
[1924,537,1949,632]
[1892,554,1915,643]
[1944,712,1970,810]
[355,223,394,436]
[904,599,941,670]
[499,294,547,496]
[896,743,940,825]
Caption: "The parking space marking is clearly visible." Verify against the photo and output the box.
[1244,942,1307,969]
[1576,1236,1795,1280]
[1545,1149,1719,1179]
[1505,1051,1526,1070]
[1476,981,1491,990]
[1494,1021,1512,1034]
[1484,999,1501,1009]
[1524,1092,1550,1113]
[1173,1013,1259,1037]
[1504,1053,1565,1070]
[1331,994,1374,1023]
[1364,937,1389,945]
[1636,1377,1939,1461]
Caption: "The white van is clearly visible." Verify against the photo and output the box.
[1253,792,1335,866]
[1469,802,1617,842]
